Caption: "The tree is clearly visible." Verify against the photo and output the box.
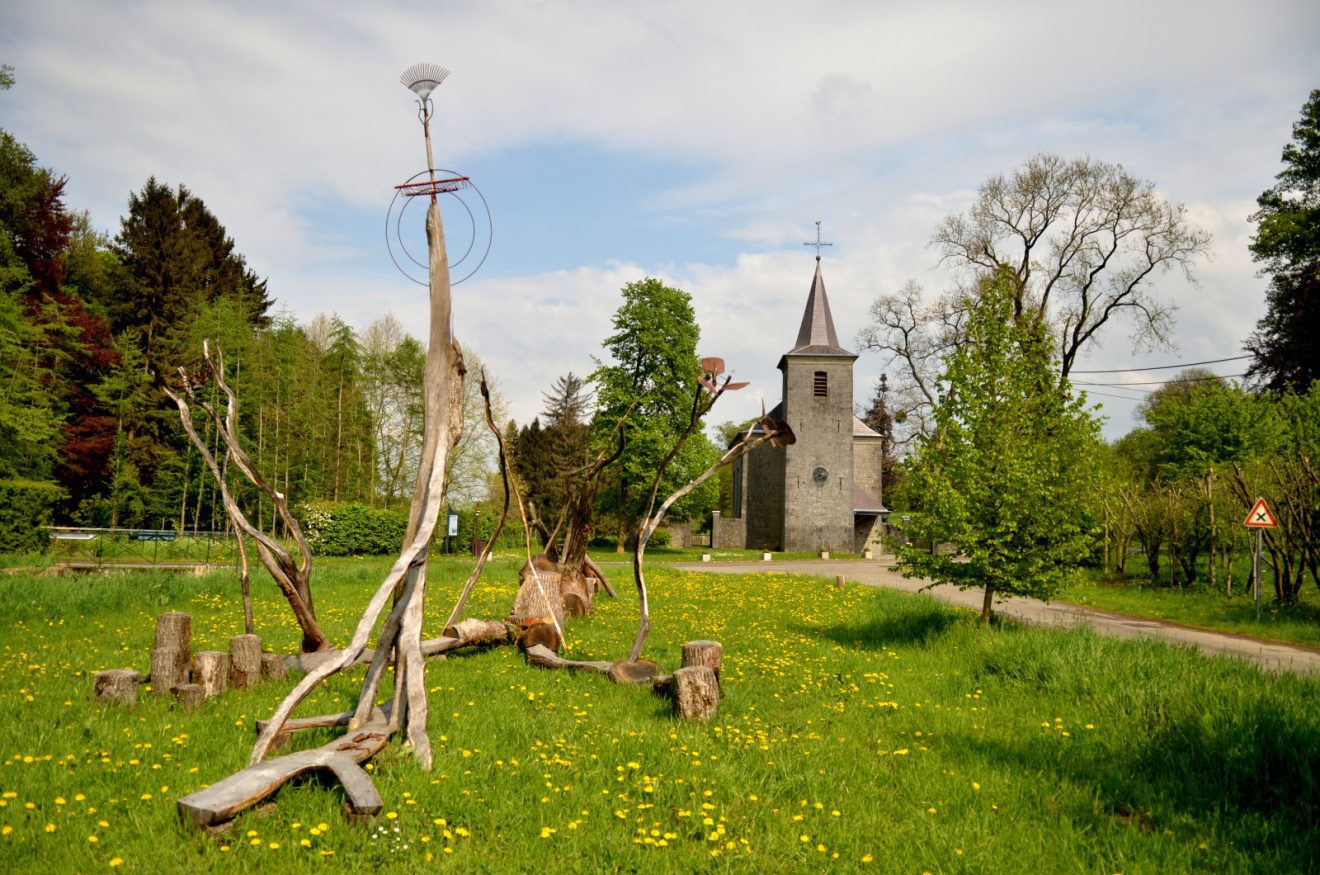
[859,373,900,500]
[898,268,1103,625]
[1247,89,1320,392]
[861,154,1210,440]
[591,278,716,546]
[109,178,271,374]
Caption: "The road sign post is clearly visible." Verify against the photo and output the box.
[1243,497,1278,620]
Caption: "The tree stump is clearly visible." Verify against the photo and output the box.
[672,666,719,720]
[173,683,206,711]
[608,659,658,685]
[93,669,139,706]
[192,651,229,698]
[681,640,723,684]
[229,634,263,689]
[155,611,192,651]
[150,612,191,696]
[519,620,563,653]
[260,652,286,681]
[559,573,593,618]
[512,570,564,628]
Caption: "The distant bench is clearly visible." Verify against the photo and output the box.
[129,530,177,542]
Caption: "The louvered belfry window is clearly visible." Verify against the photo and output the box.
[813,371,828,397]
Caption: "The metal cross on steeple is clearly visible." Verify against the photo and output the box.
[804,220,833,261]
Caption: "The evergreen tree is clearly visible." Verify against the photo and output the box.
[899,268,1103,625]
[860,373,900,501]
[109,178,271,374]
[1247,89,1320,392]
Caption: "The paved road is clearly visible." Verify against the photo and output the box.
[675,558,1320,676]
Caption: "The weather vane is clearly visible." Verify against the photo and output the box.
[804,220,832,261]
[386,63,492,285]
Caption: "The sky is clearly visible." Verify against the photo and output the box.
[2,0,1318,442]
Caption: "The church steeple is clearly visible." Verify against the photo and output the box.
[787,260,851,356]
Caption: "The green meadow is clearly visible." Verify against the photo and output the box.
[0,557,1316,873]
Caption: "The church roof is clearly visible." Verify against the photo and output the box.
[852,416,881,438]
[853,484,887,515]
[786,261,852,357]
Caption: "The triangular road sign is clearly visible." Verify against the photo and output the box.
[1244,498,1278,528]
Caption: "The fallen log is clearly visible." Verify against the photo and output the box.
[524,643,612,675]
[177,722,392,828]
[282,624,511,674]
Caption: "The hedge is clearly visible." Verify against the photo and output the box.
[297,502,529,557]
[0,479,63,554]
[297,502,410,557]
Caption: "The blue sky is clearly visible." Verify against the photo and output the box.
[3,0,1318,441]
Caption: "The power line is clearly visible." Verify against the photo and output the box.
[1070,354,1251,374]
[1073,372,1247,388]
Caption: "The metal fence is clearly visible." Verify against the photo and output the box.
[47,527,240,569]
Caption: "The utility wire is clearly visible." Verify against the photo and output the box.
[1073,372,1247,388]
[1070,354,1250,374]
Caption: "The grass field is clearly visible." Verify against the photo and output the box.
[0,556,1316,873]
[1057,556,1320,650]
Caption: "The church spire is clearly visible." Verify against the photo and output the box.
[787,258,850,356]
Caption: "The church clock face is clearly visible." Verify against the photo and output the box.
[812,467,828,485]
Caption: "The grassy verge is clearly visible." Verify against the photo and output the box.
[0,557,1315,872]
[1058,558,1320,650]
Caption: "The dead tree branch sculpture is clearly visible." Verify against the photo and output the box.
[163,344,329,653]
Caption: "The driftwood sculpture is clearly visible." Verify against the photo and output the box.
[179,65,477,827]
[163,344,329,653]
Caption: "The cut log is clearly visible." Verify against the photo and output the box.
[173,683,206,711]
[681,640,723,684]
[651,674,674,698]
[519,620,562,653]
[192,651,229,698]
[524,643,612,675]
[154,611,192,651]
[442,618,511,648]
[229,634,263,689]
[260,652,286,681]
[608,659,659,685]
[150,646,189,696]
[94,669,139,706]
[559,573,593,617]
[177,723,392,828]
[150,611,191,696]
[511,570,564,627]
[672,665,720,720]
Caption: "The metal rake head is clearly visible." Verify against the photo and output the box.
[399,63,451,102]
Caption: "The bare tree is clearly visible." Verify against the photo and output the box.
[860,154,1211,440]
[856,280,966,446]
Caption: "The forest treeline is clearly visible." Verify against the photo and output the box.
[0,107,717,550]
[0,117,515,535]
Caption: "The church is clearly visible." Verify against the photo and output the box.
[711,255,886,553]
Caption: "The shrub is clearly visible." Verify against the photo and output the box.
[297,502,410,556]
[0,479,63,554]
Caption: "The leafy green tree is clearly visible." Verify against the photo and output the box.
[1247,89,1320,392]
[899,268,1103,624]
[591,278,716,546]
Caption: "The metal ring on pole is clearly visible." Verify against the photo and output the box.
[385,168,492,286]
